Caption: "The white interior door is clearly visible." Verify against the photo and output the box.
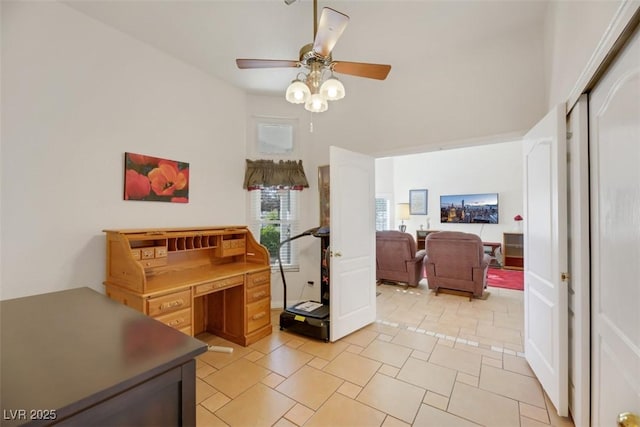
[329,146,376,341]
[589,25,640,427]
[522,104,569,417]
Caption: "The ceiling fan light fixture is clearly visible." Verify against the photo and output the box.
[285,80,310,104]
[320,76,345,101]
[304,93,328,113]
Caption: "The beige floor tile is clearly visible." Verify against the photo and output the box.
[272,418,297,427]
[456,372,479,387]
[379,364,400,377]
[381,415,411,427]
[197,344,250,370]
[429,344,482,376]
[305,393,386,427]
[276,365,343,410]
[411,349,431,361]
[360,339,412,367]
[255,344,314,377]
[261,372,286,388]
[323,351,381,386]
[391,329,439,353]
[417,319,461,337]
[249,331,290,354]
[196,378,217,404]
[423,391,449,411]
[482,355,503,368]
[378,333,394,342]
[366,321,402,336]
[196,406,228,427]
[356,373,425,424]
[476,323,523,345]
[440,312,480,330]
[196,362,216,379]
[284,403,315,426]
[244,350,265,362]
[307,356,329,370]
[503,353,535,377]
[454,341,503,360]
[413,403,481,426]
[479,365,546,408]
[215,383,295,427]
[337,381,362,399]
[201,392,231,414]
[346,344,364,354]
[456,306,495,322]
[448,382,520,426]
[340,327,379,347]
[520,401,550,424]
[203,358,271,398]
[521,416,552,426]
[397,357,457,397]
[297,339,350,361]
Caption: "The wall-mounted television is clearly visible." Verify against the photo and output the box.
[440,193,499,223]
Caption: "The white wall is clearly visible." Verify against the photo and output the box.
[379,141,523,245]
[543,0,624,109]
[1,2,246,299]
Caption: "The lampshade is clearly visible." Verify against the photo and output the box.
[320,76,345,101]
[396,203,410,221]
[305,93,328,113]
[285,80,310,104]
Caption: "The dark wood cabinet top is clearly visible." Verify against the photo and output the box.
[0,287,207,426]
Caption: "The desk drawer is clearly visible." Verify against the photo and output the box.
[246,299,270,333]
[147,289,191,317]
[154,307,191,330]
[195,275,244,296]
[139,257,167,268]
[247,271,270,289]
[246,284,270,304]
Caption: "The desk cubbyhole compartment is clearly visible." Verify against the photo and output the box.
[177,237,186,251]
[168,238,178,252]
[194,235,202,248]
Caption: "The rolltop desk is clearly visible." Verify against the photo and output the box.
[103,226,272,346]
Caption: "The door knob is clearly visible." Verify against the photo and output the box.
[331,251,342,257]
[618,412,640,427]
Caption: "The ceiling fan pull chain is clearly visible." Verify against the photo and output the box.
[309,111,314,133]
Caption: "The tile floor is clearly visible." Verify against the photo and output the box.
[194,282,575,426]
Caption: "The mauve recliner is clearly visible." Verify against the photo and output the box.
[423,231,490,299]
[376,231,426,287]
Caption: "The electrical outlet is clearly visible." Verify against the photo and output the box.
[307,281,314,286]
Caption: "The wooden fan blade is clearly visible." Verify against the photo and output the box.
[236,59,299,69]
[332,61,392,80]
[312,7,349,57]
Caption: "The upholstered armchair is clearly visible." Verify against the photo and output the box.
[376,231,426,287]
[423,231,490,299]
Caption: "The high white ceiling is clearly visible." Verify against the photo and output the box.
[63,0,550,97]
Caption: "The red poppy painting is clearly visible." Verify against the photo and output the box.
[124,152,189,203]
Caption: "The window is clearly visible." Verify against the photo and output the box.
[249,188,300,270]
[375,197,390,230]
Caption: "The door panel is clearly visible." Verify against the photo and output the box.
[329,146,376,342]
[523,104,569,417]
[590,25,640,426]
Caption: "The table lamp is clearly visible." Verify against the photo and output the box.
[396,203,410,232]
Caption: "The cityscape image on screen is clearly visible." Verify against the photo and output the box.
[440,193,499,224]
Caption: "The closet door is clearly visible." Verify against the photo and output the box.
[589,25,640,427]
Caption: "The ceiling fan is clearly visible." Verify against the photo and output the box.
[235,0,392,113]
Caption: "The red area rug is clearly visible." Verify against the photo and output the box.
[487,268,524,291]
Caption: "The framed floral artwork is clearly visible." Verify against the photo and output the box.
[124,152,189,203]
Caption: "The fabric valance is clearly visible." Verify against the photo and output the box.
[243,159,309,190]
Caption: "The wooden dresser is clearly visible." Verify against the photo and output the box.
[103,226,272,346]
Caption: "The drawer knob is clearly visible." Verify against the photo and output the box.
[160,299,184,310]
[168,318,184,327]
[252,312,266,321]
